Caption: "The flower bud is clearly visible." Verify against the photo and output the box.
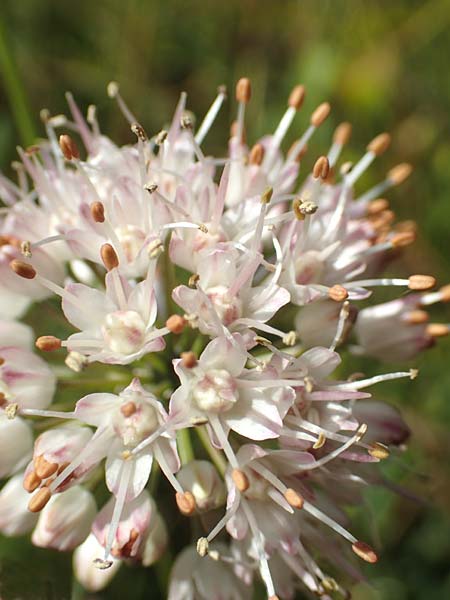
[177,460,226,512]
[141,510,169,566]
[0,319,33,350]
[73,534,121,592]
[32,486,96,551]
[0,474,38,535]
[0,415,33,478]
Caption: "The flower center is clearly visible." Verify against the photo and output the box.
[102,311,146,355]
[206,286,242,326]
[192,369,239,413]
[115,226,146,263]
[113,399,159,447]
[295,250,324,285]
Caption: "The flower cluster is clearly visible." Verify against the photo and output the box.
[0,77,448,599]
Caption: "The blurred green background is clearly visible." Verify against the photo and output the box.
[1,0,450,598]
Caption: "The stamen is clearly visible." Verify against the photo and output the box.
[90,201,105,223]
[312,156,330,180]
[28,487,52,513]
[351,540,378,563]
[426,323,449,338]
[328,122,352,167]
[23,471,41,493]
[107,81,138,125]
[10,260,36,279]
[59,134,80,160]
[284,488,304,509]
[175,491,196,516]
[235,77,251,143]
[195,85,227,145]
[100,243,119,271]
[368,442,390,460]
[231,468,250,492]
[329,300,350,351]
[328,285,348,302]
[166,314,187,334]
[180,351,197,368]
[35,336,62,351]
[102,460,132,561]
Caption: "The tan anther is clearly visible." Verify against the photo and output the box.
[367,198,389,216]
[155,130,168,145]
[65,351,88,373]
[288,84,306,110]
[131,122,148,142]
[406,310,429,325]
[408,275,436,291]
[35,456,58,479]
[249,143,265,166]
[333,122,352,146]
[437,284,450,302]
[351,540,378,563]
[304,376,314,393]
[391,231,416,248]
[197,223,208,234]
[284,488,304,509]
[313,432,326,449]
[368,442,390,460]
[235,77,251,103]
[35,336,62,351]
[23,470,42,493]
[426,323,449,338]
[20,240,32,258]
[5,403,18,419]
[355,423,368,442]
[100,243,119,271]
[148,238,164,259]
[180,114,194,130]
[175,491,196,516]
[261,187,273,204]
[293,198,318,220]
[121,450,132,460]
[410,368,419,380]
[328,285,348,302]
[208,550,220,561]
[166,314,186,334]
[10,259,36,279]
[231,468,249,492]
[28,487,52,513]
[90,201,105,223]
[107,81,119,98]
[120,401,137,417]
[59,134,80,160]
[367,132,391,156]
[312,156,330,180]
[282,331,297,347]
[181,351,197,368]
[188,274,200,288]
[196,537,209,557]
[254,335,271,346]
[321,577,339,592]
[93,558,113,570]
[371,209,395,227]
[388,163,413,185]
[310,102,331,127]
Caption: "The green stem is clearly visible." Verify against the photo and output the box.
[195,426,227,476]
[176,427,194,465]
[0,16,37,146]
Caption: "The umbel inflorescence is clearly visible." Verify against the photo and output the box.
[0,78,448,599]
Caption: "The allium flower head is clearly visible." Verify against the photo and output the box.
[0,75,447,599]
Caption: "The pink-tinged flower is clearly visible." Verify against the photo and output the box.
[0,473,38,536]
[93,490,153,560]
[352,400,410,446]
[177,460,226,512]
[170,333,294,442]
[172,244,289,341]
[0,414,33,478]
[295,299,357,349]
[0,319,33,350]
[0,346,56,410]
[60,268,167,364]
[32,485,96,551]
[168,544,251,600]
[73,533,121,592]
[141,507,168,566]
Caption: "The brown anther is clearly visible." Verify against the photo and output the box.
[35,456,58,479]
[261,187,273,204]
[367,198,389,216]
[438,284,450,303]
[235,77,251,103]
[0,357,4,366]
[155,130,168,145]
[23,470,42,493]
[231,468,249,492]
[121,528,139,557]
[313,432,327,449]
[28,487,52,513]
[10,260,36,279]
[312,156,330,180]
[406,310,429,325]
[120,401,137,417]
[131,122,148,142]
[328,285,348,302]
[426,323,449,338]
[333,122,352,146]
[310,102,330,127]
[367,132,391,156]
[288,84,305,110]
[25,145,40,155]
[166,314,186,334]
[388,163,413,185]
[391,231,416,248]
[90,201,105,223]
[181,351,197,368]
[408,275,436,291]
[351,540,378,564]
[59,134,79,160]
[188,274,200,288]
[395,220,417,234]
[100,243,119,271]
[175,491,196,516]
[21,241,32,258]
[249,143,265,166]
[284,488,304,509]
[368,442,390,460]
[0,392,6,407]
[35,336,62,352]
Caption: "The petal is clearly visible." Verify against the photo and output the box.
[62,283,114,331]
[75,393,120,426]
[200,334,247,377]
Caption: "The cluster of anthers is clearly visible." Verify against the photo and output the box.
[0,77,448,599]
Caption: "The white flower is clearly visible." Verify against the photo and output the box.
[0,474,38,536]
[0,415,33,478]
[73,533,121,592]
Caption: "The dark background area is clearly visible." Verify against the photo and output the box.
[0,1,449,598]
